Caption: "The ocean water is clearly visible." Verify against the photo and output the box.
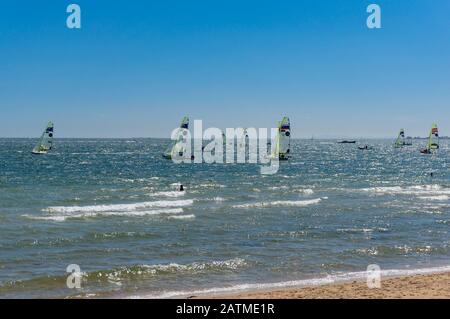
[0,138,449,298]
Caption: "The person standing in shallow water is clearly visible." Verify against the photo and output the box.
[179,184,184,191]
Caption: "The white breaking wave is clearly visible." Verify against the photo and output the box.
[298,189,314,195]
[105,258,247,283]
[268,186,289,190]
[128,264,450,299]
[232,198,323,209]
[25,208,184,222]
[141,258,246,272]
[418,195,449,201]
[197,197,227,203]
[337,227,389,234]
[150,191,185,198]
[167,214,196,220]
[360,185,450,197]
[43,199,194,213]
[269,187,314,195]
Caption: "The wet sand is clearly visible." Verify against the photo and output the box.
[207,272,450,299]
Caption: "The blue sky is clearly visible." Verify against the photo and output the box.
[0,0,449,138]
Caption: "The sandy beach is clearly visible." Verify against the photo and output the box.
[210,272,450,299]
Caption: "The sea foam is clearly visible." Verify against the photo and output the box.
[167,214,196,220]
[25,208,185,222]
[150,191,186,198]
[129,264,450,299]
[43,199,194,213]
[360,185,450,197]
[232,198,323,209]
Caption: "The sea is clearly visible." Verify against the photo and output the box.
[0,138,449,298]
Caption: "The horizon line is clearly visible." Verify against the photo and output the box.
[0,136,444,140]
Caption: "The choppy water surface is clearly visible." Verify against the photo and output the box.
[0,138,449,298]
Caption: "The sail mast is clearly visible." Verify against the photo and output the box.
[271,121,280,159]
[428,126,433,150]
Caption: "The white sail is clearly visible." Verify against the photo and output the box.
[239,128,248,148]
[272,117,291,160]
[394,129,405,148]
[163,116,189,160]
[32,122,54,154]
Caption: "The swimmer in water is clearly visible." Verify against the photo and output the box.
[179,184,184,191]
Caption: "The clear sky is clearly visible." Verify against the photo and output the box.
[0,0,449,138]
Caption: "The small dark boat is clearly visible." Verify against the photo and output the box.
[338,140,356,144]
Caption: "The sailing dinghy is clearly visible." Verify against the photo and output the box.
[271,117,291,161]
[163,116,192,160]
[394,129,406,148]
[32,122,54,155]
[394,129,412,148]
[420,124,439,154]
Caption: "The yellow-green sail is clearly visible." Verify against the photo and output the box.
[421,123,439,154]
[428,123,439,151]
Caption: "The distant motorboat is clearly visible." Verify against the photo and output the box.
[337,140,356,144]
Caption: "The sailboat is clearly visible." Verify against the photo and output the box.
[272,117,291,161]
[394,129,405,147]
[32,122,54,155]
[239,128,248,148]
[420,124,439,154]
[394,129,412,148]
[162,116,190,160]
